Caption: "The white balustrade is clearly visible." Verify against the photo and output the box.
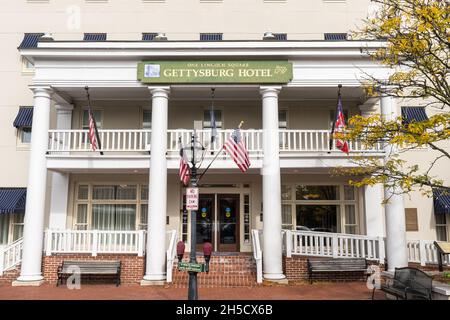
[48,129,383,155]
[0,238,24,275]
[407,240,450,266]
[45,229,146,256]
[284,230,385,262]
[251,229,263,284]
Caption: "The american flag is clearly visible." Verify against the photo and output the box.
[332,93,349,154]
[223,128,250,172]
[88,109,100,151]
[179,150,190,186]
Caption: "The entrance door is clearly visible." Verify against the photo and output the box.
[217,194,239,252]
[196,194,214,252]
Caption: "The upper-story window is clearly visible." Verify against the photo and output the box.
[142,109,152,129]
[82,110,103,129]
[13,107,33,146]
[279,110,287,129]
[203,110,222,129]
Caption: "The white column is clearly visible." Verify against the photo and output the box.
[142,86,170,284]
[358,102,384,237]
[363,185,384,237]
[260,86,286,281]
[15,87,52,284]
[48,104,73,230]
[380,93,408,271]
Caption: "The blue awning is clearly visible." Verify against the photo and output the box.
[83,33,107,41]
[401,107,429,124]
[13,107,33,128]
[433,188,450,215]
[200,33,223,41]
[324,33,348,41]
[142,33,157,41]
[0,188,26,214]
[18,33,44,49]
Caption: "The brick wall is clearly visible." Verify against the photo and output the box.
[43,254,145,285]
[0,265,21,284]
[283,255,384,283]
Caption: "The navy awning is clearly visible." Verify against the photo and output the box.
[324,33,348,41]
[433,188,450,215]
[274,33,287,41]
[83,33,107,41]
[200,33,223,41]
[18,33,44,49]
[401,107,429,124]
[0,188,26,214]
[13,107,33,128]
[142,33,157,41]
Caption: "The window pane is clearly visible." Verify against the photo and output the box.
[296,185,339,200]
[13,224,24,241]
[436,226,448,241]
[279,111,287,129]
[203,110,222,128]
[92,204,136,230]
[282,204,292,228]
[143,110,152,129]
[140,204,148,229]
[93,185,115,200]
[0,214,10,245]
[82,110,102,129]
[77,204,88,224]
[78,185,89,200]
[345,205,356,224]
[141,185,149,201]
[436,214,447,225]
[116,185,137,200]
[296,205,338,232]
[345,226,356,234]
[281,185,292,200]
[344,185,355,200]
[21,127,32,143]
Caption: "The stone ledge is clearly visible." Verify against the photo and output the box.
[12,280,45,287]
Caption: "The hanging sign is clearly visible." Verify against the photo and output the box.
[186,187,199,211]
[137,60,293,84]
[178,262,206,273]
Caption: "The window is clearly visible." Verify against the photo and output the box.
[22,57,35,73]
[401,107,428,125]
[281,184,358,233]
[74,184,148,231]
[82,109,102,129]
[279,110,287,129]
[20,127,32,144]
[0,214,10,245]
[436,214,448,241]
[200,33,223,41]
[405,208,419,232]
[243,195,251,242]
[0,214,23,245]
[142,109,151,129]
[14,107,33,146]
[11,214,24,241]
[203,110,222,129]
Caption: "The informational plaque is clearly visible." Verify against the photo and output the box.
[186,187,199,211]
[434,241,450,271]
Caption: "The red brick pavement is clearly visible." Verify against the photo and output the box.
[0,282,385,300]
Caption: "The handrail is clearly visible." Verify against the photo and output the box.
[166,230,178,283]
[0,237,24,276]
[251,229,263,284]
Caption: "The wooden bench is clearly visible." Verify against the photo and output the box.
[57,260,121,287]
[373,267,432,300]
[307,258,368,284]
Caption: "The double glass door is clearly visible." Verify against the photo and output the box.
[194,194,240,252]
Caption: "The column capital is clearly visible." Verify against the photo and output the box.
[148,86,170,98]
[55,103,74,112]
[30,86,53,98]
[260,86,282,97]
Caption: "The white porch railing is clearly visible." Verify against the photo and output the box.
[44,229,146,256]
[166,230,178,283]
[284,230,385,262]
[48,129,383,155]
[251,229,263,284]
[407,240,450,266]
[0,238,24,276]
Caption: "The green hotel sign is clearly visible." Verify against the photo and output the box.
[137,61,293,84]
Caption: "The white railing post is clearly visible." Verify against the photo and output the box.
[92,230,98,257]
[286,230,292,258]
[45,229,52,256]
[138,230,145,257]
[378,237,386,263]
[419,240,427,266]
[332,234,339,258]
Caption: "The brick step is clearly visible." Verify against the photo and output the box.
[170,254,258,287]
[0,265,21,284]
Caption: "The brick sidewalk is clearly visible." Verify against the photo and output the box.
[0,282,385,300]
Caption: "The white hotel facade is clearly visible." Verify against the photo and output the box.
[0,0,449,286]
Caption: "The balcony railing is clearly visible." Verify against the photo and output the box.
[48,129,384,155]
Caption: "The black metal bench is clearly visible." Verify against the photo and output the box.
[373,267,432,300]
[57,260,121,287]
[307,258,368,284]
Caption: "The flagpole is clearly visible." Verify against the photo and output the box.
[85,86,104,155]
[328,84,342,153]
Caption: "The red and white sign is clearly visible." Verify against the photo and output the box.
[186,187,199,211]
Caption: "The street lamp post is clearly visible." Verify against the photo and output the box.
[186,133,201,300]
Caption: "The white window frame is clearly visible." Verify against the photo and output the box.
[16,127,32,150]
[435,214,448,241]
[203,108,223,129]
[21,57,35,74]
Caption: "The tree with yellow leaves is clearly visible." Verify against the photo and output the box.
[337,0,450,195]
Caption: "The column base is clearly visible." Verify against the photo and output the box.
[263,273,287,285]
[12,276,45,287]
[140,279,166,286]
